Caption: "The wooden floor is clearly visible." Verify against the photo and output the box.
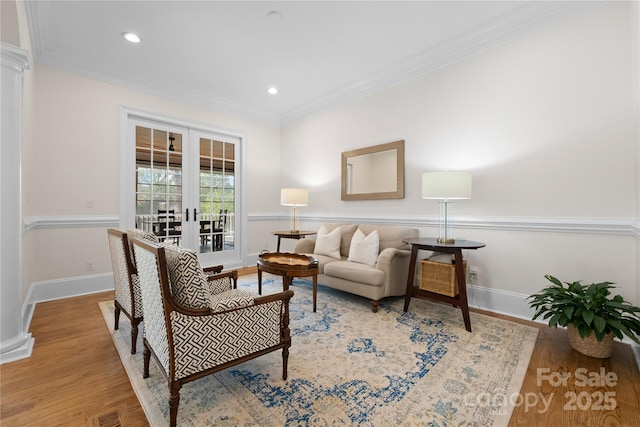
[1,282,639,426]
[479,309,640,426]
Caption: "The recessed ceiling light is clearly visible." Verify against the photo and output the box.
[266,10,283,20]
[122,32,141,43]
[268,87,278,95]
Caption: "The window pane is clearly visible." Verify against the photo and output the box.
[135,125,183,244]
[197,137,235,254]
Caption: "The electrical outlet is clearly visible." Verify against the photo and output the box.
[469,267,479,284]
[86,260,95,271]
[85,198,95,208]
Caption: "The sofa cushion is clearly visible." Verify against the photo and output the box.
[319,224,358,258]
[304,253,341,274]
[357,224,414,252]
[209,289,255,313]
[314,225,341,259]
[347,229,379,265]
[324,261,385,286]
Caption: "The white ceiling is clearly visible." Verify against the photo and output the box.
[25,1,597,125]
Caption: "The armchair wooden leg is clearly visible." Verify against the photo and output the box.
[114,304,121,330]
[282,347,289,381]
[282,296,291,381]
[143,343,151,379]
[131,318,140,354]
[371,300,379,313]
[169,382,181,427]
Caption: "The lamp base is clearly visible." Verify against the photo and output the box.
[289,230,299,234]
[437,237,455,244]
[437,200,456,245]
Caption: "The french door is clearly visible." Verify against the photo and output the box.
[191,130,237,258]
[124,113,241,267]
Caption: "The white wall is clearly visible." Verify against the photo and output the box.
[19,64,283,301]
[12,0,290,316]
[281,2,640,313]
[10,1,639,326]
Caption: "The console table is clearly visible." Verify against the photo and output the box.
[272,230,316,252]
[403,238,485,332]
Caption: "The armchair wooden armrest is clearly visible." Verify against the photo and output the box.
[203,264,224,275]
[205,269,238,292]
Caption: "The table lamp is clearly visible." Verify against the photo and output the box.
[281,188,308,233]
[422,171,471,243]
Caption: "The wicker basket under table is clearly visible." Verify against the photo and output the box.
[419,259,467,297]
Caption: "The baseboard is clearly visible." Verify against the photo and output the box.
[465,284,640,363]
[632,343,640,372]
[466,284,534,321]
[27,272,114,304]
[0,332,34,365]
[23,273,114,333]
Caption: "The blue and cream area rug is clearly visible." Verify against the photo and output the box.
[100,274,538,426]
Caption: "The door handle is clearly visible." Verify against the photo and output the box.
[185,208,189,222]
[194,208,198,221]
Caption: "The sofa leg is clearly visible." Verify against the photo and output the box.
[371,300,379,313]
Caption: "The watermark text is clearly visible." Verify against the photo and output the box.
[463,367,618,414]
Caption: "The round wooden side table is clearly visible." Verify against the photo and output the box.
[257,252,319,312]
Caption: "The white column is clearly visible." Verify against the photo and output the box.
[1,42,33,364]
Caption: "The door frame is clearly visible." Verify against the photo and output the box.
[119,107,247,268]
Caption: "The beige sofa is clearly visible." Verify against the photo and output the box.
[293,223,418,312]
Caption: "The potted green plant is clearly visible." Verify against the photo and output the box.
[527,274,640,358]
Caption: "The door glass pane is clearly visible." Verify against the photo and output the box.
[135,126,183,244]
[198,137,235,253]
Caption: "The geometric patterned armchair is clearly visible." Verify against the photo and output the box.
[107,228,155,354]
[107,228,224,354]
[132,238,294,427]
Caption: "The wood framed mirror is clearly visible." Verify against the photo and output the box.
[341,140,405,201]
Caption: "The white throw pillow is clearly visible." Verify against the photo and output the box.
[314,226,341,259]
[347,229,379,265]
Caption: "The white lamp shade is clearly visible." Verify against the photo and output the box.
[422,171,472,200]
[281,188,309,206]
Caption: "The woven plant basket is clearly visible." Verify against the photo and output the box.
[567,324,613,358]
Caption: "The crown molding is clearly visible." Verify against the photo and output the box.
[24,1,279,127]
[24,0,52,60]
[0,42,31,71]
[25,0,602,128]
[280,1,603,125]
[33,48,281,126]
